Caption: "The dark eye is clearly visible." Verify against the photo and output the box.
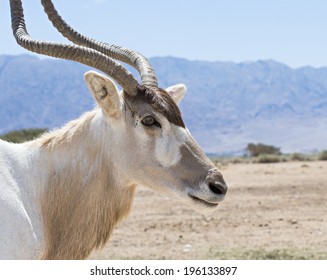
[141,116,161,128]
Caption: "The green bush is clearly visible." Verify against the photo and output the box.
[0,128,47,143]
[246,143,281,157]
[318,150,327,161]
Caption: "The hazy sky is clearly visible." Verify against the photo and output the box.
[0,0,326,68]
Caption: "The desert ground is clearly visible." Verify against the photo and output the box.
[91,161,327,259]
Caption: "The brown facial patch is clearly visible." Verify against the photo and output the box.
[124,86,185,128]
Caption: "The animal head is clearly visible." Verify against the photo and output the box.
[85,71,227,211]
[10,0,227,211]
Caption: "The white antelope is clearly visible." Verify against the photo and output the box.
[0,0,227,259]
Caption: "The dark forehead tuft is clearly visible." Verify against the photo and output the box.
[125,85,185,128]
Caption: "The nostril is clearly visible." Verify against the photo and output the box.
[209,182,226,196]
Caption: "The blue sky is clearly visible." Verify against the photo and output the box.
[0,0,326,68]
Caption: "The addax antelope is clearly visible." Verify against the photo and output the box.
[0,0,228,259]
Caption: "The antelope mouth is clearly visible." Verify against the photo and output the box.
[188,194,219,208]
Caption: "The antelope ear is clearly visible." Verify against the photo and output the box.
[84,71,121,118]
[165,84,187,105]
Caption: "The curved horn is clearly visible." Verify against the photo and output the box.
[9,0,139,96]
[41,0,158,89]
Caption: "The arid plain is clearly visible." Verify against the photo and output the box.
[92,161,327,259]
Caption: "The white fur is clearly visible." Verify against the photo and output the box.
[155,125,188,168]
[166,84,187,105]
[0,141,43,259]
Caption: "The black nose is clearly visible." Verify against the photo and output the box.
[208,181,227,196]
[206,169,228,196]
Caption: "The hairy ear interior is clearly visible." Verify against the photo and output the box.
[165,84,187,105]
[84,71,121,118]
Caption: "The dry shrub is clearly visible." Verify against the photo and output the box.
[318,150,327,161]
[291,153,307,161]
[255,154,281,164]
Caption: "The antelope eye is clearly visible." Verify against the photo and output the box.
[141,116,161,128]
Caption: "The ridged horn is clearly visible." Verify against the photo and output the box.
[41,0,158,89]
[9,0,139,96]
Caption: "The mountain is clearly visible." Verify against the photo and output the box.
[0,54,327,154]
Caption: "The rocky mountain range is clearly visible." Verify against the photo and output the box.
[1,54,326,155]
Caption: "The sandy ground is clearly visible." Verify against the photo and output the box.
[91,161,327,259]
